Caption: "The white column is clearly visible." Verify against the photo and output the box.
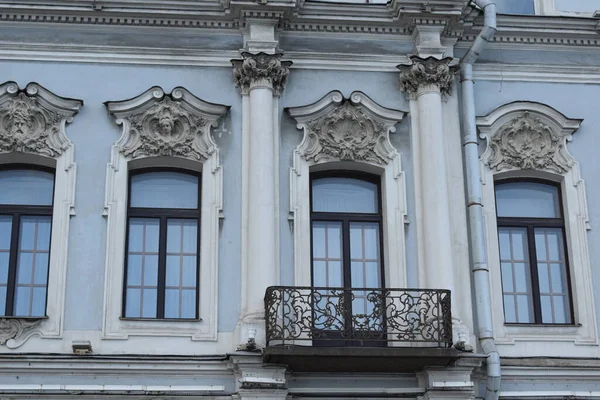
[247,78,276,319]
[232,52,292,346]
[398,56,462,328]
[414,83,455,294]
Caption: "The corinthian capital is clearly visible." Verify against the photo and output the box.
[397,56,457,99]
[231,52,292,96]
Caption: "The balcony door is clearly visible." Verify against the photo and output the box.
[310,172,385,346]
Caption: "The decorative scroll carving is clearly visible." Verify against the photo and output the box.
[106,87,230,162]
[0,82,82,158]
[0,318,42,346]
[287,91,405,166]
[305,102,387,164]
[487,112,571,173]
[397,56,457,98]
[478,102,582,174]
[231,52,292,95]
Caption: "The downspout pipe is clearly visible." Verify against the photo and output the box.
[460,1,500,400]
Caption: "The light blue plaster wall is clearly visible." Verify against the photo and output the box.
[555,0,600,12]
[278,70,418,287]
[494,0,535,14]
[473,80,600,328]
[0,61,242,333]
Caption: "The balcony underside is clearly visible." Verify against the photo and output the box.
[263,345,482,373]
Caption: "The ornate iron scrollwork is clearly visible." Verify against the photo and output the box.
[265,286,452,347]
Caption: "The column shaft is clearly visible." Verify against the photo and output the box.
[415,86,455,293]
[246,83,276,317]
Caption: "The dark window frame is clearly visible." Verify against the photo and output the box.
[122,167,201,321]
[309,170,385,290]
[495,178,575,325]
[0,164,55,318]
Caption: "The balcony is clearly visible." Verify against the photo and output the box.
[263,286,469,372]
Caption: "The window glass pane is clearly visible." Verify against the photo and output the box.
[164,219,198,319]
[142,289,157,318]
[349,222,381,289]
[498,227,533,324]
[0,169,54,206]
[535,227,570,324]
[312,177,378,213]
[495,182,560,218]
[181,289,196,319]
[516,295,533,323]
[312,221,343,287]
[130,171,198,209]
[14,216,51,317]
[0,286,5,317]
[125,218,159,318]
[0,216,12,250]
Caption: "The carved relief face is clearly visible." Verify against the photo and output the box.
[7,107,33,137]
[158,113,175,136]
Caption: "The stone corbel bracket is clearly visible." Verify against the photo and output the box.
[477,101,582,174]
[0,81,83,158]
[0,318,44,349]
[286,90,406,165]
[105,86,230,162]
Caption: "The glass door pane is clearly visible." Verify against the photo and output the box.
[349,222,382,333]
[311,221,344,332]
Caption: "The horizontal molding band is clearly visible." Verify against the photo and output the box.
[0,384,225,394]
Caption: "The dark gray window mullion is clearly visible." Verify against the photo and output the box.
[157,217,168,319]
[5,213,20,316]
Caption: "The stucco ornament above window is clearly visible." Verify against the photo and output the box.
[105,86,230,162]
[231,52,292,96]
[0,81,82,158]
[287,91,405,165]
[478,102,582,174]
[397,56,457,98]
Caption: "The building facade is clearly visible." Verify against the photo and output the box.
[0,0,599,398]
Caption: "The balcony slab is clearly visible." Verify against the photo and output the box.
[262,346,485,373]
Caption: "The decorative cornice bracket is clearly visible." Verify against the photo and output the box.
[477,101,582,174]
[105,86,230,162]
[0,81,82,158]
[286,90,405,165]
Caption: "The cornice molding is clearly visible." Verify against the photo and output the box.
[105,86,230,162]
[0,81,82,158]
[459,14,600,49]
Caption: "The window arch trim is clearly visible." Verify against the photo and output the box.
[477,101,597,352]
[102,86,229,341]
[286,91,408,290]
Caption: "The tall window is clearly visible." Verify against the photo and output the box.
[495,180,573,324]
[123,170,200,320]
[0,167,54,317]
[310,172,384,314]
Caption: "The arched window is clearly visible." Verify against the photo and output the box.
[123,170,200,320]
[0,167,55,317]
[310,172,384,293]
[495,180,572,324]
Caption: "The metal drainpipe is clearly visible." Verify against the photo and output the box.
[460,1,500,399]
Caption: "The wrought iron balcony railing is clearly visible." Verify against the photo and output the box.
[265,286,452,348]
